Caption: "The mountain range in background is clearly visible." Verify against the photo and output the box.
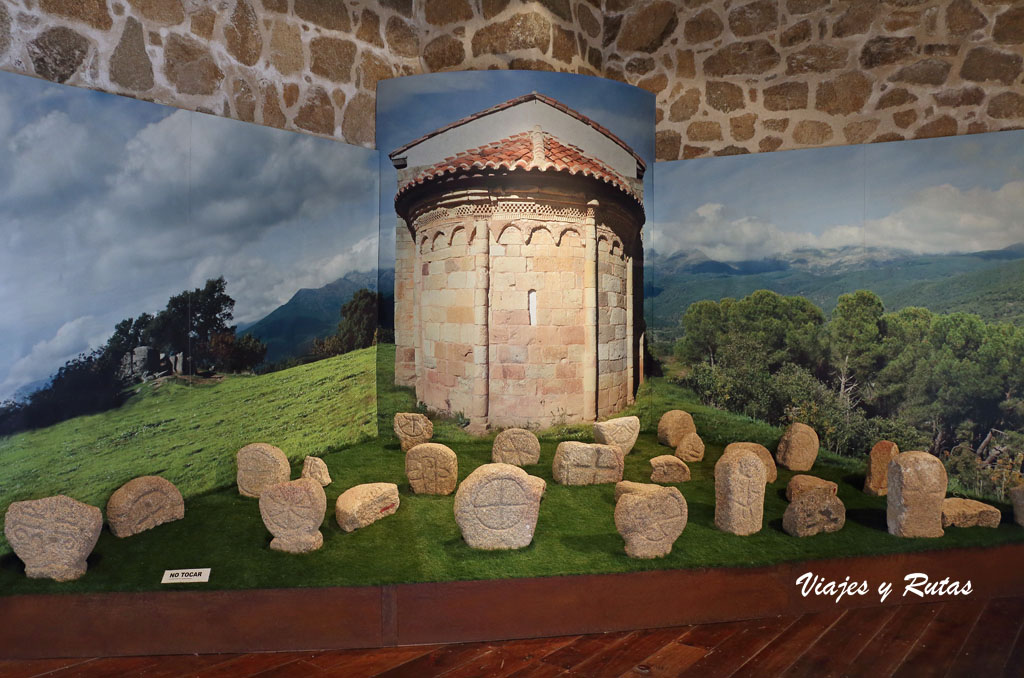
[645,243,1024,330]
[241,269,392,364]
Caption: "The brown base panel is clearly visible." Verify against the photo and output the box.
[2,543,1022,659]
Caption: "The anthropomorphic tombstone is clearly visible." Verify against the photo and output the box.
[714,448,767,535]
[593,416,641,454]
[657,410,696,448]
[393,413,433,452]
[236,443,290,498]
[863,440,899,496]
[4,495,103,581]
[259,478,327,553]
[723,442,777,483]
[335,483,400,533]
[491,428,541,466]
[405,443,458,495]
[887,451,947,538]
[106,476,184,538]
[615,484,688,558]
[552,441,624,485]
[454,463,545,550]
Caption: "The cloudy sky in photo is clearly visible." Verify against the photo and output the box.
[376,70,656,266]
[651,130,1024,261]
[0,72,378,400]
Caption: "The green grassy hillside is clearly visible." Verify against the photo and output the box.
[0,348,377,555]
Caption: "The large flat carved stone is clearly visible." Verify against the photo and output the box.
[714,448,767,536]
[394,412,433,452]
[552,441,624,485]
[4,495,102,581]
[406,442,458,495]
[615,484,688,559]
[236,443,290,498]
[887,451,947,538]
[106,476,184,538]
[593,416,641,454]
[492,428,541,466]
[259,478,327,553]
[335,483,400,533]
[941,498,1000,528]
[454,463,545,550]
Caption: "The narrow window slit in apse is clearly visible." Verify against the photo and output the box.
[528,290,537,326]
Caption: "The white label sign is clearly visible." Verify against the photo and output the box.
[161,568,211,584]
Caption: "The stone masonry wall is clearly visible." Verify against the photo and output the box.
[3,1,1021,158]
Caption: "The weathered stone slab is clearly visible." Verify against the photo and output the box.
[657,410,696,448]
[259,478,326,553]
[864,440,899,496]
[552,441,624,485]
[335,483,400,533]
[454,463,545,550]
[1012,486,1024,528]
[405,442,458,495]
[394,412,433,451]
[941,498,1000,528]
[236,443,290,498]
[724,442,777,483]
[887,451,947,538]
[492,428,541,466]
[786,475,838,502]
[783,488,846,537]
[4,495,102,581]
[650,455,691,483]
[301,456,332,486]
[714,448,767,535]
[594,416,641,454]
[675,431,705,462]
[106,476,184,538]
[615,485,688,559]
[776,422,819,471]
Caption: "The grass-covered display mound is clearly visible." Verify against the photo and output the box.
[1,345,1022,596]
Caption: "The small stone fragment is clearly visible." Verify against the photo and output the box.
[715,447,767,535]
[864,440,899,496]
[675,431,705,462]
[454,463,545,550]
[236,443,291,498]
[335,483,400,533]
[1011,486,1024,528]
[615,484,688,559]
[783,488,845,537]
[776,422,819,471]
[593,416,641,454]
[301,456,331,486]
[650,455,691,483]
[724,442,777,483]
[887,451,947,538]
[941,498,1000,528]
[394,412,433,451]
[259,478,326,553]
[786,475,838,502]
[405,443,458,495]
[106,476,184,538]
[492,428,541,466]
[4,495,102,581]
[552,441,624,485]
[657,410,697,448]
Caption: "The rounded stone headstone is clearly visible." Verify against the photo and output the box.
[492,428,541,466]
[394,412,433,452]
[887,451,947,538]
[714,448,767,536]
[405,443,458,495]
[941,498,1000,528]
[724,442,777,483]
[106,476,184,538]
[863,440,899,496]
[657,410,696,448]
[675,432,705,462]
[776,422,820,471]
[552,441,624,486]
[786,475,838,502]
[1011,486,1024,528]
[259,478,327,553]
[650,455,691,483]
[236,443,290,498]
[615,484,688,559]
[783,488,846,537]
[4,495,102,581]
[301,456,332,487]
[335,483,400,533]
[593,416,641,454]
[454,463,545,550]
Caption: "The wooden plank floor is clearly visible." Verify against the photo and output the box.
[1,596,1022,678]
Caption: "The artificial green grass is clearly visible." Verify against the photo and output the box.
[0,348,377,556]
[2,344,1022,596]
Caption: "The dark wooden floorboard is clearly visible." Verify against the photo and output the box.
[5,597,1024,678]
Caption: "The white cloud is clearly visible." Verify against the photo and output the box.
[0,316,110,399]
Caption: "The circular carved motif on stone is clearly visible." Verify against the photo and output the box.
[471,477,531,530]
[492,428,541,466]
